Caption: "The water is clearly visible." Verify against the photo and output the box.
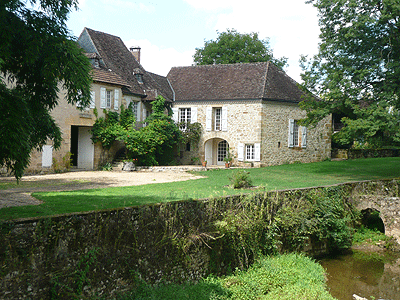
[320,250,400,300]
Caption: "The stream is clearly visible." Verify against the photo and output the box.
[319,249,400,300]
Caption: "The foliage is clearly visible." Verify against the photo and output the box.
[119,254,334,300]
[123,96,181,166]
[99,162,113,171]
[193,29,287,69]
[91,107,134,150]
[300,0,400,148]
[223,150,233,163]
[229,170,253,189]
[0,0,92,180]
[352,226,390,246]
[178,121,203,149]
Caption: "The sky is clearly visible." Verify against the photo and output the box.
[66,0,321,82]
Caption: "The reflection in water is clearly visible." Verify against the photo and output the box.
[319,250,400,300]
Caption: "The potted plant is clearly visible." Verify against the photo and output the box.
[202,160,207,167]
[223,151,233,168]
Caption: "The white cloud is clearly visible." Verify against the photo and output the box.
[124,39,195,76]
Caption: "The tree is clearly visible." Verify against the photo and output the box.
[193,29,288,69]
[0,0,92,179]
[300,0,400,148]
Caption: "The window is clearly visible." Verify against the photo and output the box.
[179,108,191,130]
[100,87,119,110]
[238,143,260,162]
[106,90,112,108]
[288,119,307,148]
[130,101,138,119]
[214,108,222,131]
[206,106,227,131]
[293,121,299,146]
[245,144,255,161]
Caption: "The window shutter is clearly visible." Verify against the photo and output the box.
[301,126,307,148]
[222,106,228,131]
[114,89,119,110]
[143,108,147,121]
[237,143,244,161]
[206,107,212,131]
[42,145,53,167]
[172,108,179,123]
[191,107,198,123]
[288,119,294,148]
[137,101,142,121]
[90,91,95,108]
[100,87,106,108]
[255,143,261,161]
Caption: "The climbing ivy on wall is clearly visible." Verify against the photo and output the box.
[91,96,182,166]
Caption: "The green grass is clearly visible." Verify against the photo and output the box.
[1,157,400,220]
[353,226,391,246]
[117,253,336,300]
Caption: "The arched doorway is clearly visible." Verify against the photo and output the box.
[204,138,229,166]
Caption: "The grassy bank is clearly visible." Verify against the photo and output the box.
[1,157,400,220]
[116,253,335,300]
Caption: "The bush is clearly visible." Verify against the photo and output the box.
[229,170,253,189]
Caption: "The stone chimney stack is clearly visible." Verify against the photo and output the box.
[129,46,141,63]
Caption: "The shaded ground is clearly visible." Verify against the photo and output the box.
[0,170,205,209]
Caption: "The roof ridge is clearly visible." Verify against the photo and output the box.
[171,61,269,70]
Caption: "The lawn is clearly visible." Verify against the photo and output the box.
[1,157,399,220]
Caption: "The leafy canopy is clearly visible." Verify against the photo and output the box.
[0,0,92,179]
[300,0,400,148]
[193,29,288,69]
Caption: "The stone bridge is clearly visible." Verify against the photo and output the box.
[353,194,400,244]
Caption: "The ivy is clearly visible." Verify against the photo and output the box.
[178,122,202,149]
[92,96,182,166]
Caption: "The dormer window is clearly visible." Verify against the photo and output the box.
[134,68,143,84]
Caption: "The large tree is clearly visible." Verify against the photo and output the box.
[193,29,288,69]
[0,0,92,179]
[300,0,400,148]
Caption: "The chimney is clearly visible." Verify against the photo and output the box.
[129,46,141,63]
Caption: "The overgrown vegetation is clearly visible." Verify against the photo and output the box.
[117,254,335,300]
[228,170,253,189]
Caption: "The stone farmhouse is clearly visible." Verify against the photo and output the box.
[168,63,332,167]
[26,28,331,172]
[27,28,173,172]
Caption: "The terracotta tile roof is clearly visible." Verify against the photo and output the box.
[167,62,305,103]
[79,28,173,101]
[91,68,130,87]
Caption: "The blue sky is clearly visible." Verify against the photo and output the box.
[67,0,321,82]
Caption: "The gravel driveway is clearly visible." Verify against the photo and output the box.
[0,169,205,209]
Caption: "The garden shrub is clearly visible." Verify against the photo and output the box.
[229,170,253,189]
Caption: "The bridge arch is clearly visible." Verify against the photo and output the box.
[355,196,400,244]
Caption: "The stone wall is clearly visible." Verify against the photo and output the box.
[173,100,331,166]
[261,101,332,165]
[1,180,399,299]
[27,84,141,173]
